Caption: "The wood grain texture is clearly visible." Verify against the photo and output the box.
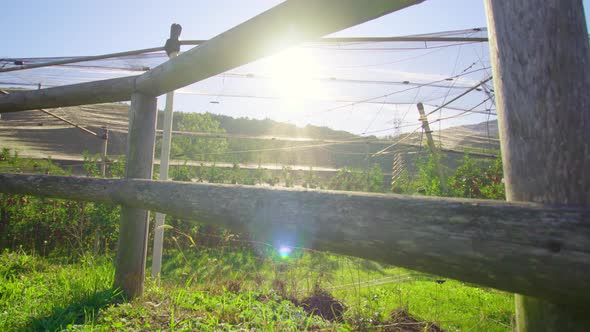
[1,173,589,304]
[114,93,157,298]
[0,76,137,113]
[485,0,590,207]
[485,0,590,330]
[135,0,424,96]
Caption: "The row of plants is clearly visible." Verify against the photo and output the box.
[1,146,504,256]
[0,146,385,256]
[166,161,384,192]
[0,146,513,330]
[0,149,125,256]
[392,153,505,200]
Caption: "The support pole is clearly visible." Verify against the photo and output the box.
[152,24,182,279]
[150,85,175,279]
[114,92,157,298]
[484,0,590,330]
[94,126,109,255]
[151,54,179,280]
[416,102,447,194]
[100,126,108,177]
[365,140,370,189]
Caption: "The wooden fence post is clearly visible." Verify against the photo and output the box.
[114,92,157,298]
[484,0,590,330]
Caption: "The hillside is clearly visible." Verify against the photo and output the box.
[0,104,355,157]
[0,103,500,174]
[0,104,130,160]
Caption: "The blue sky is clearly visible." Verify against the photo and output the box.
[1,1,589,135]
[1,1,496,57]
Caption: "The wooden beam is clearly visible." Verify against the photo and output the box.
[1,173,589,305]
[0,76,137,113]
[0,0,424,113]
[484,0,590,330]
[0,46,164,74]
[135,0,425,96]
[114,93,157,298]
[0,89,99,137]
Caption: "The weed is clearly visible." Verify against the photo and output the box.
[0,249,514,331]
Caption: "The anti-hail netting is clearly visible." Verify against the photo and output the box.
[1,28,495,138]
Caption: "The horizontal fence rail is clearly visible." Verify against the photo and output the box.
[0,0,424,113]
[1,172,589,304]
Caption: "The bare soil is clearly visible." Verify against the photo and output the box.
[0,103,129,159]
[379,308,444,332]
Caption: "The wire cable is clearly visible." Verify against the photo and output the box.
[372,125,423,157]
[425,76,493,117]
[290,67,491,123]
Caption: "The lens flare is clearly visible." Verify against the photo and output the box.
[278,246,292,259]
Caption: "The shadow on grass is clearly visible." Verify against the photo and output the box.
[23,287,123,331]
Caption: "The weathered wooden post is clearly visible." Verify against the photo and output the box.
[114,92,157,298]
[484,0,590,330]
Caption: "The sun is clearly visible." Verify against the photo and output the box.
[265,47,325,103]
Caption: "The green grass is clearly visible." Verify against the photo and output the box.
[0,250,118,331]
[0,248,514,331]
[0,148,71,175]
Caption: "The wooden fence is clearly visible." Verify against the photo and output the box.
[1,1,588,331]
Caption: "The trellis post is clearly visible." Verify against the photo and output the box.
[94,126,109,255]
[150,72,176,280]
[484,0,590,330]
[100,126,108,177]
[114,92,157,298]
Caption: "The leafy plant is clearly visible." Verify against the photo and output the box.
[166,113,228,162]
[393,151,505,200]
[82,151,102,177]
[0,147,10,161]
[449,154,505,200]
[303,167,319,189]
[282,166,294,188]
[0,149,121,255]
[327,164,383,193]
[170,162,192,182]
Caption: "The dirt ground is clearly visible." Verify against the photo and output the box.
[0,103,130,159]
